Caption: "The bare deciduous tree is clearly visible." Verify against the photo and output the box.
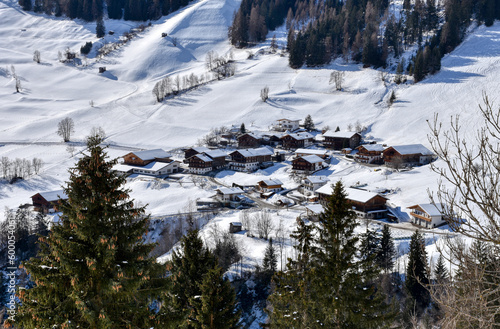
[57,117,75,142]
[33,50,41,63]
[329,70,345,91]
[66,145,76,157]
[255,210,274,240]
[428,95,500,328]
[15,76,21,93]
[260,86,269,102]
[32,157,43,174]
[89,126,106,140]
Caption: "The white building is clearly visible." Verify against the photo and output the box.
[408,203,448,228]
[113,160,180,177]
[302,176,329,194]
[273,118,301,131]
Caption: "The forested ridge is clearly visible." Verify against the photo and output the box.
[230,0,500,80]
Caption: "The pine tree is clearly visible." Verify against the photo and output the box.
[377,224,396,273]
[262,238,277,274]
[240,123,246,134]
[405,230,430,311]
[190,266,241,329]
[434,254,448,283]
[96,18,106,38]
[303,114,315,131]
[164,230,217,327]
[313,181,395,328]
[14,134,167,329]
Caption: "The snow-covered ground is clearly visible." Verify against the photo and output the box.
[1,0,499,286]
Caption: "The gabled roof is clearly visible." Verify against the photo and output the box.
[216,187,244,195]
[187,146,210,153]
[298,155,324,164]
[204,149,227,159]
[194,154,213,162]
[277,118,300,122]
[34,190,68,202]
[231,147,274,157]
[304,176,329,184]
[259,179,283,186]
[357,144,386,152]
[238,132,260,140]
[132,149,171,160]
[409,203,444,217]
[323,131,361,138]
[282,132,314,140]
[295,148,328,155]
[138,161,178,171]
[306,204,325,214]
[387,144,433,156]
[316,186,387,203]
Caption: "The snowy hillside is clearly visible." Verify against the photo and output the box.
[1,0,500,291]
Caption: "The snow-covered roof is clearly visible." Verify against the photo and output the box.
[216,187,244,195]
[299,155,324,164]
[233,147,274,157]
[132,149,171,160]
[204,149,227,158]
[322,131,360,138]
[239,132,260,139]
[315,186,387,203]
[141,160,177,171]
[231,222,242,226]
[389,144,433,156]
[306,204,325,214]
[304,176,329,184]
[410,203,444,217]
[283,132,314,140]
[277,118,300,122]
[358,144,386,152]
[194,154,213,162]
[113,163,135,172]
[188,146,210,153]
[37,190,68,201]
[259,179,283,186]
[295,148,328,155]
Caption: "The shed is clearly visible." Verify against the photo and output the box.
[229,222,243,233]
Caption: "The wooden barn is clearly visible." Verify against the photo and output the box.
[355,144,386,164]
[31,190,68,214]
[382,144,434,167]
[238,133,261,148]
[322,131,361,150]
[292,155,325,173]
[281,132,314,150]
[123,149,172,166]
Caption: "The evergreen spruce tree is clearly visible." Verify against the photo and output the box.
[377,224,396,273]
[96,18,106,38]
[433,254,448,283]
[303,114,315,131]
[313,181,395,328]
[405,230,430,311]
[240,123,246,134]
[14,134,167,329]
[262,238,277,274]
[163,229,217,327]
[190,265,241,329]
[267,219,317,327]
[413,49,425,82]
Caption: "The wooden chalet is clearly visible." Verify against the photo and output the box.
[238,133,261,148]
[355,144,385,164]
[281,132,314,150]
[123,149,172,166]
[31,190,68,214]
[257,179,283,194]
[302,176,329,194]
[204,149,227,169]
[184,146,210,160]
[316,186,388,219]
[292,155,325,173]
[322,131,361,150]
[273,118,300,132]
[295,148,329,159]
[408,203,448,228]
[214,187,244,208]
[187,154,213,174]
[382,144,434,167]
[229,147,273,172]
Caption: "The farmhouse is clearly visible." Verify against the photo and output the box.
[408,203,449,228]
[292,155,325,173]
[302,176,329,194]
[204,149,227,169]
[187,154,213,174]
[322,131,361,150]
[355,144,386,164]
[184,146,210,160]
[317,186,388,219]
[115,160,180,177]
[281,132,314,150]
[31,190,68,214]
[273,118,300,132]
[214,187,245,207]
[238,133,261,148]
[257,179,283,193]
[123,149,172,166]
[382,144,434,167]
[228,147,273,172]
[305,204,325,222]
[295,148,329,159]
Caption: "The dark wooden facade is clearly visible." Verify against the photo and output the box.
[355,145,384,164]
[31,192,67,214]
[383,147,420,165]
[281,135,312,150]
[238,134,261,148]
[292,157,316,172]
[123,152,171,166]
[324,133,361,150]
[187,156,213,169]
[230,151,271,164]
